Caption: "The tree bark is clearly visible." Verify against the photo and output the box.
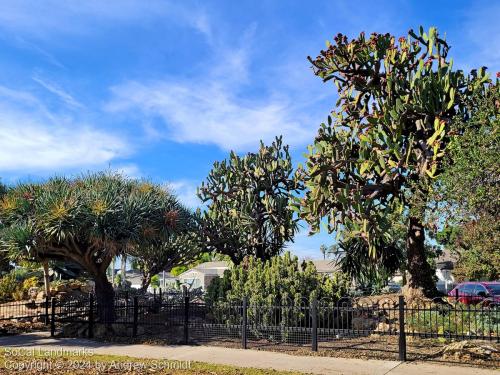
[120,255,127,287]
[406,217,438,296]
[42,260,50,297]
[140,272,152,293]
[94,272,115,324]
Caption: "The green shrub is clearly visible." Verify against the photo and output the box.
[151,275,160,289]
[206,252,350,304]
[22,276,39,291]
[0,273,17,302]
[406,304,500,338]
[11,288,25,301]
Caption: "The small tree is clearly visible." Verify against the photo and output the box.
[0,173,185,322]
[297,27,489,295]
[198,137,302,263]
[130,225,201,292]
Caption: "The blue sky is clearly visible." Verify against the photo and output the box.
[0,0,498,259]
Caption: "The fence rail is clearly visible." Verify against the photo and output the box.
[1,292,498,362]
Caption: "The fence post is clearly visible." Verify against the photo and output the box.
[183,294,189,344]
[242,297,248,349]
[125,291,129,318]
[311,298,318,352]
[455,288,459,302]
[159,288,162,304]
[50,297,56,337]
[153,288,156,302]
[398,295,407,361]
[88,293,94,339]
[44,296,49,325]
[133,296,138,337]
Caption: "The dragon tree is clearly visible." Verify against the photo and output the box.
[0,173,190,322]
[297,27,490,296]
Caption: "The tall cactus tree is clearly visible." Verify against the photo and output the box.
[297,27,490,296]
[0,173,187,322]
[198,137,302,263]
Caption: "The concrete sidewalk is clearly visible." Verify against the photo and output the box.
[0,332,496,375]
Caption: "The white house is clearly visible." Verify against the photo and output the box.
[177,261,231,290]
[435,249,457,293]
[119,269,177,292]
[310,259,340,276]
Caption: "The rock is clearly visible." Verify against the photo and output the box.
[69,281,81,290]
[351,317,377,331]
[28,287,39,299]
[36,291,46,301]
[442,340,498,360]
[55,284,70,293]
[80,285,94,294]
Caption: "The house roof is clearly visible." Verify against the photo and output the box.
[310,259,339,273]
[193,261,231,270]
[178,261,231,278]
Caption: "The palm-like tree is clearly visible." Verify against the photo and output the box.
[0,172,189,323]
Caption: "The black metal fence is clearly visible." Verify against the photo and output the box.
[1,292,498,362]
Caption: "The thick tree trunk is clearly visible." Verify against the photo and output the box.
[42,260,51,297]
[94,272,115,324]
[140,272,152,293]
[120,255,127,287]
[406,217,437,297]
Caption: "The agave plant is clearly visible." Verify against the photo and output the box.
[0,172,191,322]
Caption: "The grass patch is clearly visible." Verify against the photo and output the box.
[0,347,303,374]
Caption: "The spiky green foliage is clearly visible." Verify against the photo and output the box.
[0,172,190,321]
[296,27,490,295]
[198,137,302,263]
[0,181,11,274]
[129,218,202,291]
[206,252,350,305]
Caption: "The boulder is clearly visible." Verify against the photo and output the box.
[351,317,377,331]
[36,291,46,301]
[442,340,498,360]
[28,287,39,300]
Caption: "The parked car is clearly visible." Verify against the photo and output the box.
[448,282,500,306]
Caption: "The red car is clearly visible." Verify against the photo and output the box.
[448,282,500,306]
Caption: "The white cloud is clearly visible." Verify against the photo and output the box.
[167,180,201,209]
[105,19,318,152]
[32,76,83,108]
[0,85,129,172]
[112,164,142,179]
[0,1,213,41]
[106,79,314,151]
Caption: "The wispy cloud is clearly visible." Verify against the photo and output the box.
[0,1,213,41]
[167,180,201,209]
[113,164,142,178]
[0,85,129,172]
[105,19,320,152]
[32,75,83,109]
[106,79,314,151]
